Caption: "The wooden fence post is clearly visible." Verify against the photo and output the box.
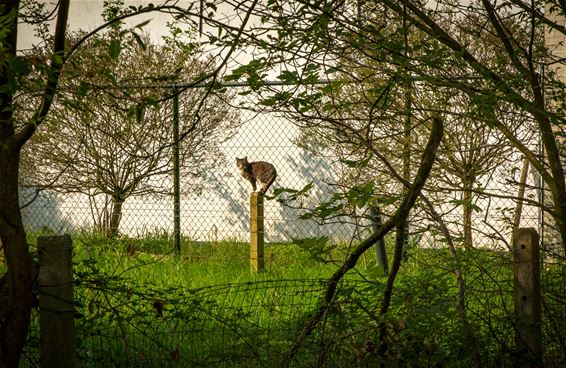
[512,228,542,368]
[38,235,76,368]
[250,192,265,272]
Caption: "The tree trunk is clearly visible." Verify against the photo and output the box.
[532,107,566,256]
[0,2,34,365]
[285,117,444,363]
[554,200,566,256]
[0,148,33,368]
[543,148,566,256]
[385,0,566,254]
[0,0,69,366]
[108,197,124,237]
[378,220,407,356]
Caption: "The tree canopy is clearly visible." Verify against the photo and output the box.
[28,31,240,235]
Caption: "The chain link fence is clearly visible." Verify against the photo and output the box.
[22,279,336,368]
[14,81,565,366]
[19,82,560,256]
[19,263,566,367]
[20,84,353,244]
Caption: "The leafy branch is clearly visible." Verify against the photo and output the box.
[286,115,444,362]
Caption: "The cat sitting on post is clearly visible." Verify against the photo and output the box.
[236,157,277,195]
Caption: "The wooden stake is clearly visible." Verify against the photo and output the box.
[513,228,542,368]
[250,192,265,272]
[38,235,77,368]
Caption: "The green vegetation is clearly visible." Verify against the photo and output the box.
[15,232,565,367]
[72,233,339,287]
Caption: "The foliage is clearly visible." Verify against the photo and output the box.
[4,0,566,366]
[11,233,565,367]
[210,0,566,253]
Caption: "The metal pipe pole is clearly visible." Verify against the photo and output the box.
[172,87,181,254]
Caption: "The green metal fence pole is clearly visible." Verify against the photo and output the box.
[172,86,181,254]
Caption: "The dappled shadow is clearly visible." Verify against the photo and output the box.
[20,188,74,234]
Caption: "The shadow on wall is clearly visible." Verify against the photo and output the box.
[270,151,355,242]
[216,149,355,243]
[19,188,73,234]
[214,178,251,241]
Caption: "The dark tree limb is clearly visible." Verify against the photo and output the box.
[13,0,70,149]
[377,220,407,356]
[1,2,67,367]
[285,116,444,363]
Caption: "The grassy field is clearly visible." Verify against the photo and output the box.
[70,233,344,286]
[13,232,566,367]
[21,232,368,367]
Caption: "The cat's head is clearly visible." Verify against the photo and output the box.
[235,157,249,169]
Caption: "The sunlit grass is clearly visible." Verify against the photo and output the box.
[65,233,339,289]
[14,231,566,367]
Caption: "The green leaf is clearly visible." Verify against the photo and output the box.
[259,91,293,107]
[130,31,146,50]
[135,103,145,123]
[318,14,330,29]
[380,195,400,205]
[340,154,372,169]
[347,181,375,208]
[135,19,151,29]
[325,67,338,75]
[52,53,64,66]
[277,70,299,83]
[224,59,265,84]
[108,39,122,59]
[292,237,336,258]
[271,182,313,202]
[302,198,344,220]
[304,63,319,73]
[366,260,387,279]
[8,56,31,76]
[449,199,482,212]
[78,81,89,97]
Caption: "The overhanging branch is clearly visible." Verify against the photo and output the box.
[285,115,444,363]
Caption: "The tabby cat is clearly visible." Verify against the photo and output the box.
[236,157,277,195]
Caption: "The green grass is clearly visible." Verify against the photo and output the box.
[12,232,566,367]
[65,233,340,289]
[51,233,351,367]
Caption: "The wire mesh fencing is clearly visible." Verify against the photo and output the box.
[18,263,566,368]
[18,82,561,257]
[20,279,367,368]
[20,84,353,244]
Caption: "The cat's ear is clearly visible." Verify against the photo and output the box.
[243,156,247,161]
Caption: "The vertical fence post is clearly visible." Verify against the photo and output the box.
[512,228,542,368]
[38,235,76,368]
[370,206,388,275]
[250,192,265,272]
[172,85,181,254]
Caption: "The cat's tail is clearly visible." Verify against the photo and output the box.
[259,171,277,195]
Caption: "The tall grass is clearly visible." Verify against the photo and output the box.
[68,232,340,289]
[15,231,566,367]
